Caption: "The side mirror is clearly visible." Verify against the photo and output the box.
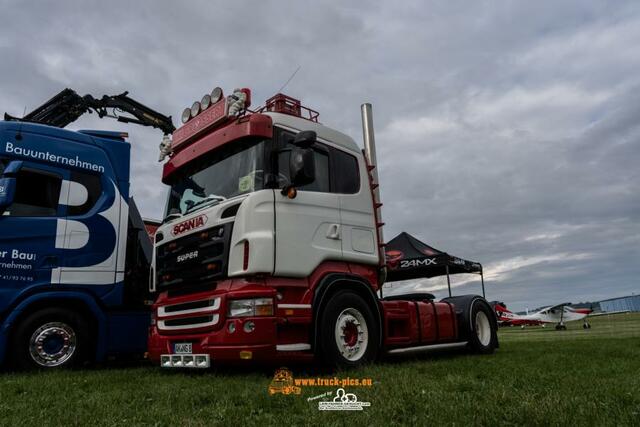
[0,160,22,209]
[0,177,17,209]
[289,147,315,188]
[4,160,23,175]
[293,130,316,148]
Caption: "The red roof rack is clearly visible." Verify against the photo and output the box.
[258,93,319,122]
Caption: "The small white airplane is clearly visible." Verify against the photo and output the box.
[493,302,593,330]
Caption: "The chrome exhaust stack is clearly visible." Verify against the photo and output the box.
[361,103,385,261]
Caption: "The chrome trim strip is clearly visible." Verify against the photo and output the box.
[157,314,220,331]
[276,343,311,351]
[277,304,312,309]
[386,341,468,355]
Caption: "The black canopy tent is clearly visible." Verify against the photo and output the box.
[384,232,485,298]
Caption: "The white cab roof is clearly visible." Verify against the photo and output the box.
[264,112,361,154]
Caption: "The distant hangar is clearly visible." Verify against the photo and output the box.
[598,294,640,313]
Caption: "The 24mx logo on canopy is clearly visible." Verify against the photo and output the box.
[400,258,437,268]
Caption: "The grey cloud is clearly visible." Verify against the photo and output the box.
[0,0,638,311]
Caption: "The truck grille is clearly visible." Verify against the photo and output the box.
[158,298,221,316]
[158,314,220,331]
[155,223,232,290]
[164,315,215,327]
[157,297,222,331]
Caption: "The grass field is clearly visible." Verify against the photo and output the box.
[0,313,638,426]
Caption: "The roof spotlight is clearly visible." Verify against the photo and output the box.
[211,87,223,103]
[181,107,191,124]
[201,94,212,110]
[190,101,201,118]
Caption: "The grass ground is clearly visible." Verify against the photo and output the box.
[0,313,638,426]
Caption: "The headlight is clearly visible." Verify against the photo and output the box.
[227,298,274,317]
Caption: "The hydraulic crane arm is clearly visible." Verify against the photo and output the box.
[4,88,175,135]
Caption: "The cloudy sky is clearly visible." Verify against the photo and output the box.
[1,1,638,311]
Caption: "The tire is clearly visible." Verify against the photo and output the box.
[319,290,379,368]
[468,300,498,354]
[10,308,89,370]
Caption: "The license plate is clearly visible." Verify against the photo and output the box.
[174,343,192,354]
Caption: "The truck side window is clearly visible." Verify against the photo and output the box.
[331,148,360,194]
[5,169,62,217]
[68,171,102,216]
[278,149,330,193]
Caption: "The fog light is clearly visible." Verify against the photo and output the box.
[244,321,255,333]
[183,355,195,367]
[239,350,253,360]
[161,355,171,367]
[228,322,236,333]
[195,356,208,367]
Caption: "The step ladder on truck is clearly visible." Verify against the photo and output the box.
[0,89,174,369]
[149,88,499,369]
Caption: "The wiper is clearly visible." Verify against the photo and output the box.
[184,194,226,215]
[162,212,182,224]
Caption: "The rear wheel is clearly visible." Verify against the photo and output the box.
[319,290,379,368]
[468,300,498,354]
[11,308,89,370]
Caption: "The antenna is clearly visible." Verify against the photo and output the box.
[277,66,301,93]
[15,106,27,141]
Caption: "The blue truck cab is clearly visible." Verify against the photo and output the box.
[0,120,153,368]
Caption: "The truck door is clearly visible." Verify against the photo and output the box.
[0,160,66,303]
[273,131,342,277]
[332,150,379,265]
[54,171,125,291]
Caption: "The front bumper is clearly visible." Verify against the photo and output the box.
[148,279,313,366]
[148,317,280,364]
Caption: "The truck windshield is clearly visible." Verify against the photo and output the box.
[165,139,267,218]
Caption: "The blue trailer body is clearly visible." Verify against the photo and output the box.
[0,121,150,367]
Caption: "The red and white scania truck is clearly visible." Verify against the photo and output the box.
[148,88,498,368]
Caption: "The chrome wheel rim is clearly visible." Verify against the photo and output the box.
[475,311,491,347]
[334,308,368,361]
[29,322,77,367]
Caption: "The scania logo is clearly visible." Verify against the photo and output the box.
[172,214,208,236]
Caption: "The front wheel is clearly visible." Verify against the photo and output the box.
[319,290,379,368]
[11,308,89,370]
[468,300,498,354]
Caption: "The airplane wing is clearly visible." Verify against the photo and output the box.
[538,302,572,314]
[588,310,630,317]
